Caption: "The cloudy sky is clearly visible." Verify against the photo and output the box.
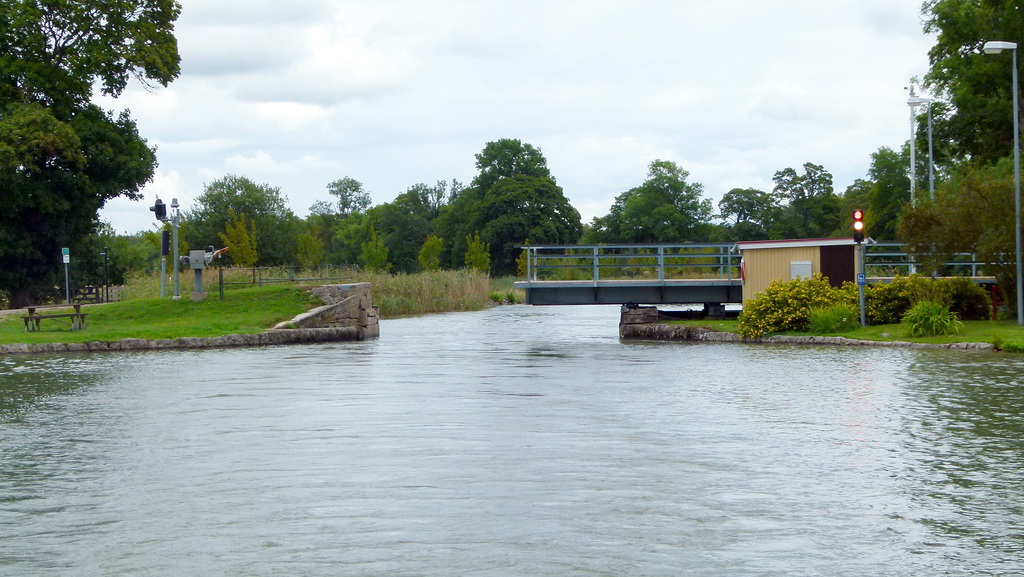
[98,0,936,234]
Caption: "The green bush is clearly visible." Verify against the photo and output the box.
[900,300,964,337]
[738,274,837,338]
[807,304,861,333]
[933,276,992,321]
[838,275,990,324]
[863,275,931,325]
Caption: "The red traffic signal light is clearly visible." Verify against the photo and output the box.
[852,209,865,243]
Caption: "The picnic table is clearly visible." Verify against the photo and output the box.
[22,304,88,332]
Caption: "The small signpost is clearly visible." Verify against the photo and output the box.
[61,248,70,304]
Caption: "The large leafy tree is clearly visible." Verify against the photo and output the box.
[185,175,299,266]
[901,159,1017,310]
[770,162,840,239]
[923,0,1024,164]
[366,185,437,272]
[476,174,581,275]
[588,160,713,244]
[717,187,779,241]
[327,177,372,216]
[0,0,180,306]
[865,146,912,240]
[435,139,576,271]
[471,138,551,192]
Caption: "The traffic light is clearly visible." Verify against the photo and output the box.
[852,209,865,243]
[150,198,167,221]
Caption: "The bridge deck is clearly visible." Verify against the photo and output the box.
[514,279,743,306]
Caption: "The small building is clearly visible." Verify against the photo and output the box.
[735,238,858,302]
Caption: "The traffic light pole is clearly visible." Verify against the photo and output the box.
[858,242,866,327]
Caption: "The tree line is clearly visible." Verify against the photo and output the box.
[98,139,911,280]
[3,0,1024,309]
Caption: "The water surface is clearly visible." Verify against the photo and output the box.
[2,305,1022,575]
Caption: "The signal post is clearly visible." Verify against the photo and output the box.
[853,209,866,327]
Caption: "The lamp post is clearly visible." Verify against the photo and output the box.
[983,40,1023,325]
[907,89,935,204]
[908,95,936,200]
[908,90,919,207]
[171,198,181,300]
[99,247,109,303]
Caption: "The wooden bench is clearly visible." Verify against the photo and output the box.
[22,304,88,332]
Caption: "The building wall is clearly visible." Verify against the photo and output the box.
[742,246,819,301]
[819,245,855,287]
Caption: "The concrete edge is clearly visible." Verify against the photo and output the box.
[619,323,995,351]
[0,327,370,356]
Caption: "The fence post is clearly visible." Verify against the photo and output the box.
[593,246,599,282]
[658,246,665,281]
[727,247,733,283]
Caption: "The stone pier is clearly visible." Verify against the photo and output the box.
[274,282,379,340]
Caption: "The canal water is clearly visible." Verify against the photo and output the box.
[1,305,1023,576]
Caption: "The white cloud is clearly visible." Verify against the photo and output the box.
[99,0,937,234]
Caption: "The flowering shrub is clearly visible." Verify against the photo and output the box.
[738,274,837,338]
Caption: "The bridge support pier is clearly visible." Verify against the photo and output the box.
[619,303,734,334]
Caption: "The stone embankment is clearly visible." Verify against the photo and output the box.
[0,283,379,355]
[619,305,993,351]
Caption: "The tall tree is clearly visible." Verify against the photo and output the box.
[771,162,839,239]
[0,0,180,305]
[923,0,1024,164]
[865,146,912,240]
[588,160,713,244]
[185,175,298,266]
[901,159,1017,309]
[435,139,578,271]
[717,187,778,241]
[476,174,581,275]
[471,138,551,192]
[327,177,372,216]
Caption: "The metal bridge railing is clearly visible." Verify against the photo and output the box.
[864,242,991,278]
[522,242,994,283]
[523,244,739,283]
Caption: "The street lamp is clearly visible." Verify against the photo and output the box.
[908,94,935,200]
[99,247,109,303]
[171,198,181,300]
[907,89,936,204]
[983,40,1023,325]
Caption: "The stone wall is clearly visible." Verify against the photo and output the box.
[274,282,379,339]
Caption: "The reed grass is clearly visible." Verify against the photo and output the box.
[119,266,494,319]
[352,269,492,317]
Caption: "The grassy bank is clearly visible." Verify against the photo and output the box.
[0,269,498,345]
[0,285,317,344]
[671,318,1024,351]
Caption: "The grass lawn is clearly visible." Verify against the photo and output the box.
[668,318,1024,350]
[0,285,318,345]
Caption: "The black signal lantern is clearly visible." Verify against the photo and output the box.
[150,198,167,221]
[852,209,865,243]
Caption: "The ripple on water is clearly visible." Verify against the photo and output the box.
[1,305,1022,576]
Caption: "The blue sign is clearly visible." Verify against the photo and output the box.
[857,273,866,286]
